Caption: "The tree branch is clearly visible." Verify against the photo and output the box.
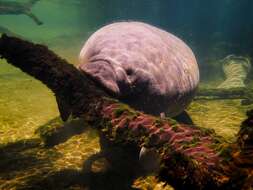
[195,87,253,105]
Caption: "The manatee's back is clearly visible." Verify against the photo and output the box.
[79,22,199,117]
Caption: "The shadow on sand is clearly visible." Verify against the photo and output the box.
[0,117,152,190]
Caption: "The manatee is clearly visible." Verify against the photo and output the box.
[0,0,42,25]
[79,22,199,117]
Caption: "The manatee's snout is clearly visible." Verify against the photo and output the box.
[114,67,135,96]
[78,60,120,96]
[79,60,141,98]
[114,66,154,99]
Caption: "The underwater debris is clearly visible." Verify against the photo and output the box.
[0,0,43,25]
[218,55,251,89]
[196,87,253,101]
[0,34,253,190]
[195,84,253,105]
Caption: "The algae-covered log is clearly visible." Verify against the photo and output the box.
[0,35,252,190]
[196,87,253,105]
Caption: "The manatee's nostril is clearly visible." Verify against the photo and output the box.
[126,68,133,75]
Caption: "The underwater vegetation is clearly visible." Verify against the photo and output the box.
[0,30,252,189]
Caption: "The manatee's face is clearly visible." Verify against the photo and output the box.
[79,60,120,95]
[79,58,153,98]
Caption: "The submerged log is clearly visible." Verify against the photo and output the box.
[196,87,253,103]
[0,35,252,190]
[195,87,253,106]
[0,0,43,25]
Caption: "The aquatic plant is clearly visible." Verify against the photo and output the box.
[0,35,252,189]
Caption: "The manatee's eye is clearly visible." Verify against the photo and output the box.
[126,68,133,75]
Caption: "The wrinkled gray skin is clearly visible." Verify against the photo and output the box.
[79,22,199,117]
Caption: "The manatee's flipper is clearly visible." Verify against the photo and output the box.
[173,111,194,125]
[25,11,43,25]
[56,95,71,122]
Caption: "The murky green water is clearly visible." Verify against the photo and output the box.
[0,0,253,189]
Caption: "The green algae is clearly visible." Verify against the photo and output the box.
[198,126,216,136]
[180,138,200,149]
[114,106,126,117]
[217,144,234,162]
[159,127,165,133]
[171,124,179,132]
[154,118,164,127]
[113,103,139,119]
